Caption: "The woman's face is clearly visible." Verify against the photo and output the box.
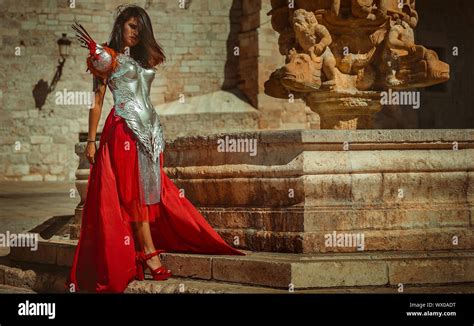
[122,17,140,48]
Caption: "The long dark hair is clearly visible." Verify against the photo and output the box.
[108,5,166,69]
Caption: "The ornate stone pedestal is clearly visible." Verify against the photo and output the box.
[157,129,473,254]
[304,91,382,129]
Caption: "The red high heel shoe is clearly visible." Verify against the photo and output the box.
[135,249,172,281]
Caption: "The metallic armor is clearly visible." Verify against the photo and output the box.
[92,44,165,205]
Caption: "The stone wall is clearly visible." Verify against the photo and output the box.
[239,0,318,130]
[0,0,471,181]
[0,0,245,181]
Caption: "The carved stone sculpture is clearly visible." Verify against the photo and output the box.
[265,0,450,129]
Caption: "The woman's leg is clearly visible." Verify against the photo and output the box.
[132,221,163,270]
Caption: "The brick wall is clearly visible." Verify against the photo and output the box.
[0,0,245,181]
[239,0,318,130]
[4,0,463,182]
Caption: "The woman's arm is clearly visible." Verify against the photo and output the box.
[72,21,116,164]
[85,79,107,165]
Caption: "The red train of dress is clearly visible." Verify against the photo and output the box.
[67,107,244,293]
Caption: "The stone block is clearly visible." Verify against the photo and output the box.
[292,261,388,288]
[213,256,292,288]
[388,258,474,285]
[0,266,5,284]
[56,244,75,267]
[161,253,212,280]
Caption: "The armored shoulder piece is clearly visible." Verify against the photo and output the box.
[72,21,118,81]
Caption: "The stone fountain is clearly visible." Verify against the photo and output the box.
[7,1,474,292]
[264,0,450,129]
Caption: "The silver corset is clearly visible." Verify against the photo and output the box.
[107,54,165,205]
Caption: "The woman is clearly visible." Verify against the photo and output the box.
[67,5,244,293]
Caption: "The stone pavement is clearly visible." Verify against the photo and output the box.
[0,181,77,256]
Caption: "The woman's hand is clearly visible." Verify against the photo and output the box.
[85,141,97,164]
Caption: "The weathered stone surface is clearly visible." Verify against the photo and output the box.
[213,256,293,288]
[1,260,473,294]
[3,266,36,289]
[10,241,57,265]
[9,236,77,266]
[56,243,76,267]
[146,129,474,253]
[0,284,35,293]
[303,205,470,232]
[125,278,284,294]
[217,229,304,253]
[160,253,212,280]
[292,261,388,288]
[203,208,305,232]
[14,128,473,258]
[6,235,474,290]
[388,258,474,285]
[303,228,473,253]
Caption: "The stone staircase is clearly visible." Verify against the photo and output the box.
[2,129,473,293]
[3,235,473,293]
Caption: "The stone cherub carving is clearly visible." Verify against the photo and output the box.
[265,0,450,97]
[351,0,378,20]
[265,8,339,97]
[330,0,379,20]
[383,7,417,85]
[291,9,337,87]
[383,5,450,87]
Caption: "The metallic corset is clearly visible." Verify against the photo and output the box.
[101,51,165,205]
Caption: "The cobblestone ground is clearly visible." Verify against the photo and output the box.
[0,181,77,256]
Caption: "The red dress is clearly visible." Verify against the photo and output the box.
[67,106,244,293]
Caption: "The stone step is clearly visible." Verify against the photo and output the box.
[0,258,280,294]
[1,259,473,294]
[8,236,474,289]
[215,226,473,253]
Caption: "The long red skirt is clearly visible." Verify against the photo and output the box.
[67,107,244,293]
